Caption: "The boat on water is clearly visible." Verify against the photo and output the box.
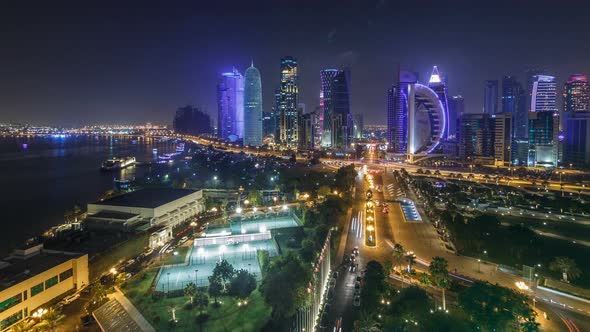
[101,156,136,171]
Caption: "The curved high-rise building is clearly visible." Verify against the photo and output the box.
[243,62,263,146]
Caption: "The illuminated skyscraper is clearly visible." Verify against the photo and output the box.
[217,69,244,141]
[563,75,590,166]
[319,69,352,149]
[447,95,464,139]
[530,75,557,113]
[501,76,526,138]
[528,75,558,166]
[243,62,263,146]
[428,66,449,138]
[484,80,499,114]
[564,75,590,114]
[277,56,299,148]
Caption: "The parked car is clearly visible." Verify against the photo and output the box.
[353,246,359,255]
[332,271,339,279]
[353,295,361,307]
[329,278,336,288]
[80,314,95,326]
[143,248,154,257]
[61,293,80,304]
[180,236,189,244]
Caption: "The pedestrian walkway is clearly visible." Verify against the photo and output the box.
[94,287,156,332]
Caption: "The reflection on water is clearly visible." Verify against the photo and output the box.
[0,135,177,255]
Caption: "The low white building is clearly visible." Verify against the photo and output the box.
[0,244,88,331]
[87,188,205,232]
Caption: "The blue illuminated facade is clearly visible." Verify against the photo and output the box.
[319,69,352,149]
[243,63,263,146]
[217,69,244,141]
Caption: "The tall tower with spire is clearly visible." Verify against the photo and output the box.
[428,66,450,139]
[243,62,263,146]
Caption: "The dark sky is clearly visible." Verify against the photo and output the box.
[1,0,589,126]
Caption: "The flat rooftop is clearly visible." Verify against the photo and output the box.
[93,188,197,209]
[0,250,84,291]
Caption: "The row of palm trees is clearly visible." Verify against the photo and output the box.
[391,243,450,311]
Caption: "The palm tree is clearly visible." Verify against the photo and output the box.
[520,317,540,332]
[8,320,34,332]
[419,272,432,287]
[405,252,416,284]
[184,282,197,306]
[353,311,381,332]
[392,243,405,287]
[168,303,178,322]
[549,257,582,283]
[429,256,450,311]
[38,307,64,332]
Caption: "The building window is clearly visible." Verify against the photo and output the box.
[22,290,27,301]
[59,269,73,282]
[45,276,58,289]
[31,283,44,297]
[0,310,22,329]
[0,294,22,313]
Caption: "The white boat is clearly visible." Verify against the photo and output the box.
[101,156,136,171]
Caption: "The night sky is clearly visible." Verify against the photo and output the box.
[1,1,589,126]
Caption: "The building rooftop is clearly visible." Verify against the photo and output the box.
[93,188,197,209]
[0,247,84,291]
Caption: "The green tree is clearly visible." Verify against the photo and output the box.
[459,281,536,332]
[429,256,450,311]
[91,281,108,304]
[212,259,235,290]
[361,261,386,310]
[247,189,263,206]
[184,282,197,306]
[353,311,381,332]
[8,320,34,332]
[392,243,405,286]
[208,275,223,305]
[549,256,582,282]
[520,317,540,332]
[299,238,317,262]
[38,307,64,332]
[228,269,257,299]
[195,288,209,316]
[260,252,311,320]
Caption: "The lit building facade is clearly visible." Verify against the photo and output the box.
[531,75,558,113]
[243,63,263,147]
[484,80,499,114]
[298,111,316,151]
[217,69,244,141]
[428,66,450,138]
[447,95,464,139]
[563,74,590,166]
[277,57,299,148]
[528,111,559,167]
[319,69,352,149]
[502,75,526,138]
[0,244,88,331]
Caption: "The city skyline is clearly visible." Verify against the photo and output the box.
[1,1,590,126]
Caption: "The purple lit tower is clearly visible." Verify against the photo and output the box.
[217,68,244,141]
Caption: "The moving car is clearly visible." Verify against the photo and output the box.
[61,293,80,305]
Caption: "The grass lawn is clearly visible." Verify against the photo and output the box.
[160,246,190,265]
[498,214,590,241]
[89,233,149,279]
[455,223,590,288]
[122,268,271,331]
[272,226,304,254]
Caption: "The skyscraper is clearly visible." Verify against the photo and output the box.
[528,75,558,166]
[501,76,526,138]
[319,69,352,149]
[353,113,364,139]
[387,71,414,153]
[243,62,263,147]
[428,66,449,138]
[217,69,244,141]
[564,75,590,114]
[530,75,557,113]
[563,75,590,166]
[483,80,499,114]
[277,56,299,148]
[447,95,464,139]
[298,111,316,151]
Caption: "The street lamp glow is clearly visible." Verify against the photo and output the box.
[236,207,243,214]
[110,267,117,275]
[282,205,288,211]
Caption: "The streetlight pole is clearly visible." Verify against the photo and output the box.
[195,269,199,287]
[478,259,481,273]
[167,272,171,294]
